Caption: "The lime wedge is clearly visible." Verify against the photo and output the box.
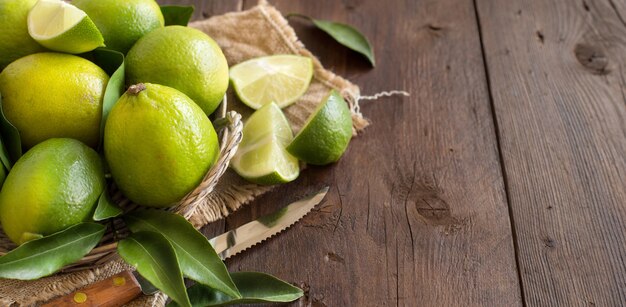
[28,0,104,54]
[287,90,353,165]
[229,55,314,109]
[231,103,300,185]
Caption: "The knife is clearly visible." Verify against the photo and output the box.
[42,187,329,307]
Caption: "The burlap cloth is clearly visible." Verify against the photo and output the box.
[0,1,368,306]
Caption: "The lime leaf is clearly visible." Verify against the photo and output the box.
[93,189,122,221]
[0,123,12,171]
[312,19,375,66]
[90,48,125,148]
[125,210,240,299]
[0,223,105,280]
[0,92,22,166]
[161,5,194,26]
[0,159,6,186]
[117,231,191,307]
[289,14,375,67]
[168,272,304,307]
[91,47,124,76]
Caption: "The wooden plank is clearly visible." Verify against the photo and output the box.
[475,0,626,305]
[224,0,523,305]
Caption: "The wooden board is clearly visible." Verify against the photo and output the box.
[103,0,626,305]
[221,0,523,305]
[475,0,626,305]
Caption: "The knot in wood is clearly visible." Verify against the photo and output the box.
[574,43,609,75]
[543,236,556,248]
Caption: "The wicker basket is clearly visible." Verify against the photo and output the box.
[0,97,243,273]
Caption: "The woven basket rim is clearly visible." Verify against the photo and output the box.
[0,97,244,273]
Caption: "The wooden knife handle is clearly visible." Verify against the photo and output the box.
[42,271,142,307]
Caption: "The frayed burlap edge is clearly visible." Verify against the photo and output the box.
[251,0,370,133]
[183,0,370,227]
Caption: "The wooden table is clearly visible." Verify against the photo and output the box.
[159,1,626,306]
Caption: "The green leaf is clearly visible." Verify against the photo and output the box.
[0,129,12,171]
[0,92,22,166]
[289,14,375,66]
[90,48,124,76]
[0,93,11,171]
[117,231,191,307]
[312,19,375,66]
[168,272,304,307]
[0,223,105,280]
[90,48,125,148]
[92,189,123,221]
[125,210,240,299]
[161,5,195,26]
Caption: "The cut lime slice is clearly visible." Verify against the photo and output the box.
[231,103,300,185]
[28,0,104,54]
[287,90,353,165]
[229,55,314,109]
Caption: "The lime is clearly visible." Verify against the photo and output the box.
[0,138,105,245]
[126,26,229,116]
[229,55,313,109]
[72,0,164,54]
[287,90,353,165]
[0,52,109,149]
[27,0,104,54]
[0,0,46,70]
[104,83,220,207]
[231,102,299,185]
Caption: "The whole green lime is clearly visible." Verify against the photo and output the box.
[126,26,229,116]
[0,52,109,149]
[0,138,105,245]
[104,83,220,207]
[0,0,46,70]
[72,0,164,54]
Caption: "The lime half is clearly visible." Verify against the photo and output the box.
[231,103,300,185]
[28,0,104,54]
[287,90,353,165]
[230,55,313,109]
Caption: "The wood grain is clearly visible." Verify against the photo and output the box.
[221,0,522,305]
[475,0,626,305]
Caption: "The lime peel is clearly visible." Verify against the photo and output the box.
[0,0,46,70]
[28,0,104,54]
[231,103,300,185]
[287,90,353,165]
[230,55,314,110]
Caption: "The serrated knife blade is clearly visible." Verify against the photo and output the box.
[209,186,329,260]
[42,187,329,307]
